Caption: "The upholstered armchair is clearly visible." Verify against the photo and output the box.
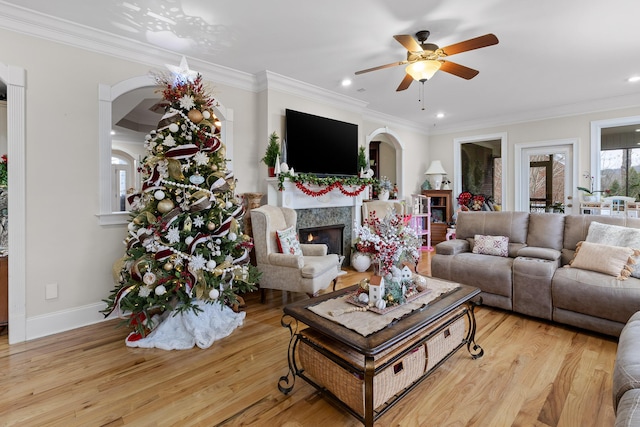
[362,200,405,222]
[250,205,341,302]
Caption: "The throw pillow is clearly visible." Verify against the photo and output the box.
[276,226,302,255]
[472,234,509,257]
[569,241,639,280]
[586,222,640,278]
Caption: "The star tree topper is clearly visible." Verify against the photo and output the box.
[165,56,199,84]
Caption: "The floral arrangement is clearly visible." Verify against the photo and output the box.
[577,172,610,195]
[457,191,486,211]
[377,176,393,191]
[353,212,422,276]
[0,154,6,186]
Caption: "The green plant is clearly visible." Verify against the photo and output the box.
[261,131,280,167]
[357,146,368,171]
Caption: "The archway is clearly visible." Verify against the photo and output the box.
[366,127,404,198]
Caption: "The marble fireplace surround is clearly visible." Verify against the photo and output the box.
[266,178,367,262]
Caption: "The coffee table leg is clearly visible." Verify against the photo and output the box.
[364,355,375,427]
[465,299,484,359]
[278,314,300,394]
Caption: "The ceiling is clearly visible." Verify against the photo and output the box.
[3,0,640,134]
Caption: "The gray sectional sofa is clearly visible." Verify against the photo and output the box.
[431,211,640,337]
[613,311,640,426]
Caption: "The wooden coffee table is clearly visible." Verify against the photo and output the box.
[278,281,483,426]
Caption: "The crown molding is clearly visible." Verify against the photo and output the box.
[428,91,640,136]
[0,2,256,92]
[258,71,368,113]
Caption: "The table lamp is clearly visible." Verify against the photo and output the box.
[425,160,447,190]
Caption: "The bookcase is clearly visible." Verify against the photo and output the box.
[410,194,431,250]
[421,190,452,245]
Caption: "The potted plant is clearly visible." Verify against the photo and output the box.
[262,131,280,177]
[376,176,393,200]
[357,146,368,174]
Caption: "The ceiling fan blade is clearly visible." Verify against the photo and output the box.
[355,60,408,75]
[440,33,499,56]
[396,74,414,91]
[393,34,423,52]
[439,61,480,80]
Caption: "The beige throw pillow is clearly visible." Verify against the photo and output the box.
[569,241,639,280]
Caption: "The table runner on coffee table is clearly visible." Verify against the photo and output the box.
[307,277,460,336]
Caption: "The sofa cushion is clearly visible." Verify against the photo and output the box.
[472,234,509,257]
[586,222,640,278]
[615,389,640,427]
[552,268,640,324]
[456,211,529,244]
[562,215,640,265]
[569,241,639,279]
[527,213,565,250]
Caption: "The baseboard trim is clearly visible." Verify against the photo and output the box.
[26,302,109,341]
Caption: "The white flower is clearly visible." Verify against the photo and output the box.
[190,253,206,271]
[179,95,196,110]
[138,285,152,298]
[166,226,180,244]
[193,215,205,228]
[193,151,209,166]
[163,134,177,147]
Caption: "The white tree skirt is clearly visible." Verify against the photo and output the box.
[126,299,245,350]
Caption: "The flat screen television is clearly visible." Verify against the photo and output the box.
[285,109,359,177]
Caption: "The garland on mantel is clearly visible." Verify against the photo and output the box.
[277,172,377,197]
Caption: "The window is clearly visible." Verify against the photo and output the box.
[601,147,640,198]
[111,153,133,212]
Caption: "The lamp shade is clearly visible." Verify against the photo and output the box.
[406,60,442,82]
[425,160,447,175]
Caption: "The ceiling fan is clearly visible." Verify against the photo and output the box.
[355,31,499,91]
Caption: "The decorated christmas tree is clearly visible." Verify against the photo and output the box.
[102,58,260,348]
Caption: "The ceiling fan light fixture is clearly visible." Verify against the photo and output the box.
[406,60,442,82]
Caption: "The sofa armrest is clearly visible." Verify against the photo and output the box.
[435,239,470,255]
[517,246,561,261]
[268,253,304,268]
[300,243,328,256]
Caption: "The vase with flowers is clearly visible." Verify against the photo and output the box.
[578,172,610,201]
[376,176,393,200]
[457,191,486,211]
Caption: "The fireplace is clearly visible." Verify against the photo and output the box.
[299,224,345,256]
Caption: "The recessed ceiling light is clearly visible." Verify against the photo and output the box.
[341,78,352,87]
[635,129,640,132]
[436,112,445,119]
[628,76,640,83]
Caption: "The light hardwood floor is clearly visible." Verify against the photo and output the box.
[0,252,618,426]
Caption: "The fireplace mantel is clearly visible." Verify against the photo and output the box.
[266,178,367,224]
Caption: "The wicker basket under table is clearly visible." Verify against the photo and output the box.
[296,305,468,417]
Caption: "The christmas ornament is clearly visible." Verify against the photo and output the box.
[154,285,167,296]
[157,199,175,213]
[209,288,219,300]
[187,109,204,124]
[154,190,165,200]
[189,173,205,185]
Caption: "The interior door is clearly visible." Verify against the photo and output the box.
[519,144,574,213]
